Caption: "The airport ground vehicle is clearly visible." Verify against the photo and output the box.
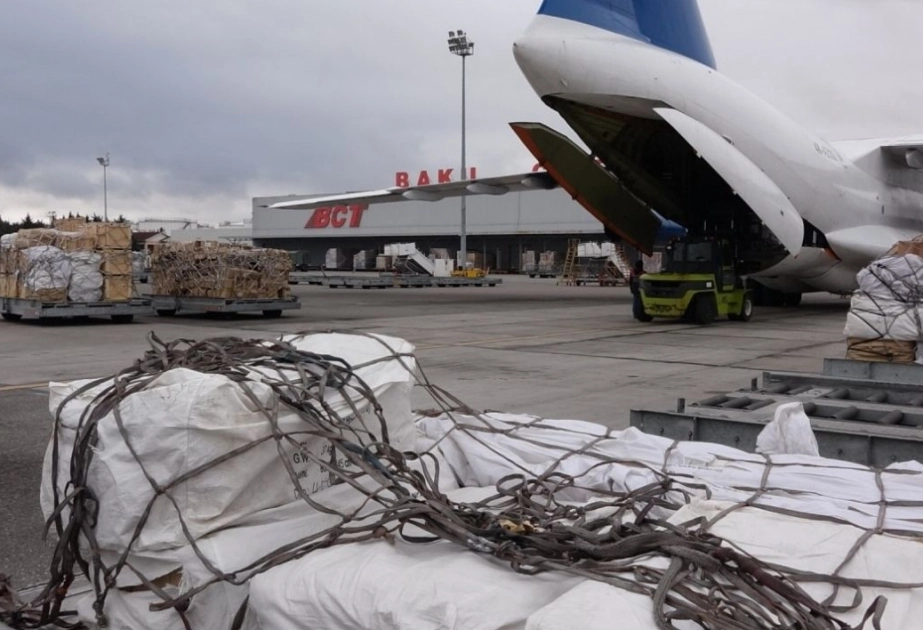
[638,238,752,325]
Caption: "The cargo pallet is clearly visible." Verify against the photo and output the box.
[433,277,501,287]
[318,275,502,289]
[151,296,301,318]
[0,297,152,323]
[326,277,393,289]
[630,358,923,468]
[288,273,325,286]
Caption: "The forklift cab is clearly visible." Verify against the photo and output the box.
[663,239,740,292]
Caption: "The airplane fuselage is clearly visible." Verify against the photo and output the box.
[513,11,923,295]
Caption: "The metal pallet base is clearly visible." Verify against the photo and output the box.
[2,297,152,320]
[630,360,923,467]
[151,296,301,314]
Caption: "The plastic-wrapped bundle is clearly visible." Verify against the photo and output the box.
[68,250,103,302]
[21,245,72,302]
[844,252,923,362]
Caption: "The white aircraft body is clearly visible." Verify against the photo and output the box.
[271,0,923,302]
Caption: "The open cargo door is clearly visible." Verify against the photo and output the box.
[511,122,662,255]
[654,108,804,256]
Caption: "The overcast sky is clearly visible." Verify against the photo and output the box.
[1,0,920,225]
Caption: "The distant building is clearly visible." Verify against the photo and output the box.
[251,188,608,271]
[133,218,207,235]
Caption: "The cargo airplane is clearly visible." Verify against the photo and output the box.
[269,0,923,304]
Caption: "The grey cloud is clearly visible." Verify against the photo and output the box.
[1,0,921,222]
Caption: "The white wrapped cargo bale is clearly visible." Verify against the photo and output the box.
[526,500,923,630]
[845,254,923,349]
[843,293,923,340]
[22,245,72,301]
[247,488,583,630]
[417,412,923,533]
[41,332,417,552]
[856,254,923,301]
[67,250,103,302]
[243,413,923,630]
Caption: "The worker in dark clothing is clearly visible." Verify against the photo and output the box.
[629,259,645,320]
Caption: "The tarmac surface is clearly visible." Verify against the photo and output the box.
[0,274,852,588]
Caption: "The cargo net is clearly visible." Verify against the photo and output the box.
[151,243,291,299]
[845,238,923,363]
[4,333,923,630]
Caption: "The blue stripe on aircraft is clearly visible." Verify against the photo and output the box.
[537,0,717,69]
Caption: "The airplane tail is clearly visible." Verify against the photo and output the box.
[536,0,716,69]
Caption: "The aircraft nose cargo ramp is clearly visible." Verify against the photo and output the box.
[6,335,923,630]
[632,358,923,467]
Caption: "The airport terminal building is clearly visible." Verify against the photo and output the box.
[251,188,610,271]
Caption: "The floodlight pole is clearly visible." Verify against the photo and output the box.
[448,30,474,269]
[97,153,110,221]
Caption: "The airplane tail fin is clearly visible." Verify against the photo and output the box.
[537,0,716,69]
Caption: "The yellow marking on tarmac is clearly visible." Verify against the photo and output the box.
[0,382,48,393]
[416,327,611,351]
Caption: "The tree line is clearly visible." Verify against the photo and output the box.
[0,212,129,236]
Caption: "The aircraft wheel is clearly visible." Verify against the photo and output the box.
[693,295,717,325]
[730,295,753,322]
[783,292,802,307]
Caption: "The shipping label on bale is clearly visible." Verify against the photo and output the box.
[287,406,376,497]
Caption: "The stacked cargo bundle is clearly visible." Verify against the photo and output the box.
[538,250,562,275]
[0,221,132,303]
[521,250,537,274]
[844,237,923,363]
[151,241,292,299]
[325,247,356,270]
[465,251,494,269]
[352,249,377,271]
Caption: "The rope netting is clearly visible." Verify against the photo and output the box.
[2,332,922,630]
[151,243,291,299]
[845,245,923,362]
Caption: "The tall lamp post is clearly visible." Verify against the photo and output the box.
[448,30,474,269]
[96,153,110,221]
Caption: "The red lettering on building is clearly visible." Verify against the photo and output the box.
[305,207,332,228]
[331,206,348,228]
[305,204,369,229]
[349,204,368,227]
[395,167,479,188]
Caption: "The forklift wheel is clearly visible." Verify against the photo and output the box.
[693,295,717,325]
[729,295,753,322]
[637,312,653,322]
